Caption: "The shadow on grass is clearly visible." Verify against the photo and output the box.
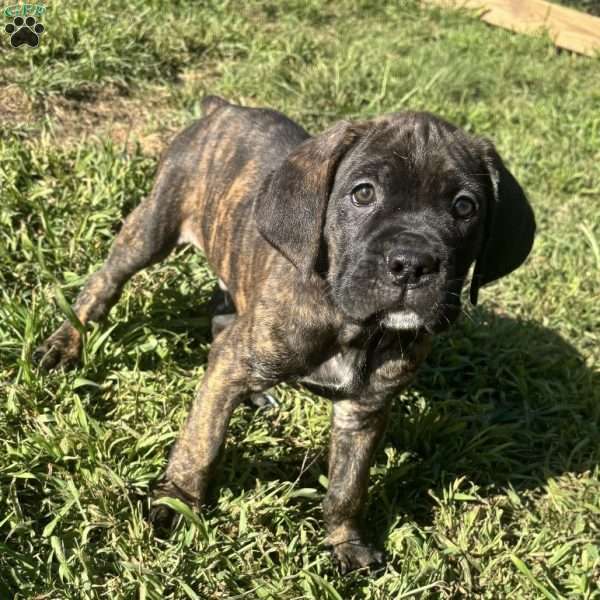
[377,310,599,525]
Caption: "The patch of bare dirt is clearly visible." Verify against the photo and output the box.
[0,84,34,124]
[0,84,184,155]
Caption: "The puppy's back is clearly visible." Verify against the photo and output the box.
[158,97,309,306]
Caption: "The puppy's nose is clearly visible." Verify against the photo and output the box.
[386,248,439,286]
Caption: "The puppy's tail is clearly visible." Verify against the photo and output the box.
[201,95,230,116]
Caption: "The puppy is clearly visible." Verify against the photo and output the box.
[34,96,535,572]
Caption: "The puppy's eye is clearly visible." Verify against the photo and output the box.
[351,183,376,206]
[452,194,477,219]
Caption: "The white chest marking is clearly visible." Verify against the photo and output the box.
[382,310,424,331]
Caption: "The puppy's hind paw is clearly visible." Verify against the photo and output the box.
[330,540,385,575]
[32,329,82,371]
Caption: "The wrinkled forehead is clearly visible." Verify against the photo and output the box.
[336,112,488,194]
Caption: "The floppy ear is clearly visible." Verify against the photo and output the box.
[470,145,536,305]
[254,120,366,278]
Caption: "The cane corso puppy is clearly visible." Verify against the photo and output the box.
[34,96,535,572]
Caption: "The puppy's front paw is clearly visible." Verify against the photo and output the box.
[330,540,385,574]
[32,327,82,371]
[149,478,201,536]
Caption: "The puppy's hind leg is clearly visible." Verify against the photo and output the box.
[33,173,185,370]
[211,307,278,411]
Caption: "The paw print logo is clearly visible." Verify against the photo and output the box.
[5,15,44,48]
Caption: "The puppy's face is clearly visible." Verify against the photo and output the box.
[256,111,535,331]
[324,114,488,332]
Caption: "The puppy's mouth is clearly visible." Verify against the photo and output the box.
[332,274,462,333]
[334,283,430,331]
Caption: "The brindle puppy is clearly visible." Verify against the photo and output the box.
[34,96,535,572]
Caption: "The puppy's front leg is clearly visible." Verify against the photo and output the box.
[151,316,268,524]
[323,399,389,573]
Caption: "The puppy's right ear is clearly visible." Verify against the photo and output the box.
[254,120,366,279]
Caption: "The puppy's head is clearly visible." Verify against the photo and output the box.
[255,112,535,333]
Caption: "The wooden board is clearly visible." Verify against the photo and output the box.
[423,0,600,56]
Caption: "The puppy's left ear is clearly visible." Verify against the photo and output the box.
[470,145,536,305]
[254,120,367,278]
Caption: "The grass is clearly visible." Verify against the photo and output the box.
[1,0,599,598]
[554,1,600,16]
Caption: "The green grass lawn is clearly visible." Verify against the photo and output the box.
[1,1,599,598]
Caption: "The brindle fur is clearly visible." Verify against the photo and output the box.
[33,96,534,572]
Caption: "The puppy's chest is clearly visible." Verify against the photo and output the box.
[299,331,431,399]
